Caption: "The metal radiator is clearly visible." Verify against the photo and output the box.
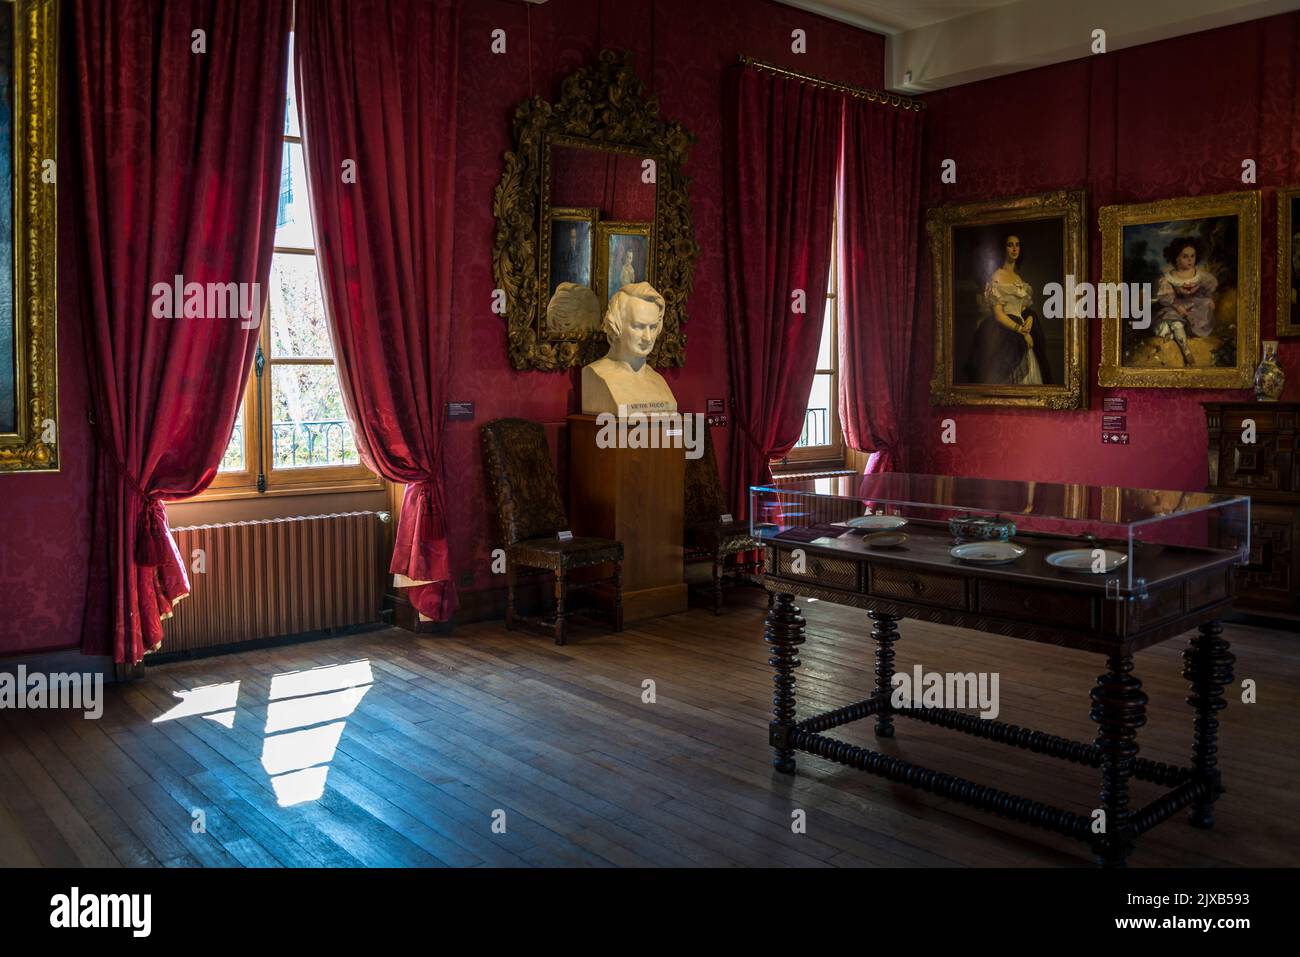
[163,511,386,652]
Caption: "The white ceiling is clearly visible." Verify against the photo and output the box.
[775,0,1300,91]
[773,0,1020,34]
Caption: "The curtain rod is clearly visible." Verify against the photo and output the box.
[736,55,926,112]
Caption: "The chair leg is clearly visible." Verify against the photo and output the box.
[613,560,624,632]
[505,561,518,630]
[712,556,723,615]
[554,571,568,646]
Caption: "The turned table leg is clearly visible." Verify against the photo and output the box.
[766,591,806,774]
[1184,619,1234,829]
[868,610,900,737]
[553,571,568,646]
[1090,652,1148,868]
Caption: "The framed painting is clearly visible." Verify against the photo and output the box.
[1098,190,1259,388]
[543,206,599,339]
[927,189,1088,410]
[0,0,57,473]
[1275,186,1300,336]
[596,220,653,305]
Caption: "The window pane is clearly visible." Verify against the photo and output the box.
[795,374,833,449]
[270,252,333,359]
[816,302,832,370]
[284,34,300,138]
[275,143,314,248]
[271,364,359,469]
[218,406,245,472]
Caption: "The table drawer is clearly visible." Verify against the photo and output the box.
[774,548,860,591]
[870,566,968,609]
[979,580,1096,629]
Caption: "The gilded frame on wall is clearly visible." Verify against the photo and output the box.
[0,0,57,473]
[1275,186,1300,337]
[927,189,1088,410]
[492,50,699,371]
[595,220,653,305]
[1099,190,1260,389]
[541,204,599,341]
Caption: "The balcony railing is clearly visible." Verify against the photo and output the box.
[220,423,245,472]
[272,419,357,468]
[219,418,358,474]
[794,407,829,448]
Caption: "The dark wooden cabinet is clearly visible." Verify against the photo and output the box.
[1204,402,1300,613]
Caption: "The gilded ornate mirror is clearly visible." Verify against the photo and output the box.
[0,0,58,473]
[493,50,698,371]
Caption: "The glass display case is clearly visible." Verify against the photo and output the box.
[751,473,1250,599]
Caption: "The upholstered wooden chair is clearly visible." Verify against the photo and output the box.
[684,423,760,614]
[481,418,623,644]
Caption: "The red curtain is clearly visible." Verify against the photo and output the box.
[71,0,292,664]
[723,68,843,517]
[295,0,460,620]
[839,98,924,473]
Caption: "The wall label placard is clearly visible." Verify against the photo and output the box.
[1102,396,1129,444]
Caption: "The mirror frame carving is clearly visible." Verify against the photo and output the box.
[493,49,698,371]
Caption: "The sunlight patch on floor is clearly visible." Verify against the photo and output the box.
[152,660,374,807]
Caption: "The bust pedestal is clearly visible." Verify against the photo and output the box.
[567,414,687,622]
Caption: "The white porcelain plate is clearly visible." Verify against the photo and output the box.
[846,514,907,530]
[949,541,1025,565]
[1045,548,1129,573]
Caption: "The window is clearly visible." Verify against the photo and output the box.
[207,34,379,498]
[776,198,843,470]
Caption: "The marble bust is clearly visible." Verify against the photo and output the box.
[581,282,678,416]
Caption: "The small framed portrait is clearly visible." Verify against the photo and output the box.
[596,221,653,305]
[1275,187,1300,336]
[543,207,600,339]
[1099,191,1260,388]
[927,190,1088,410]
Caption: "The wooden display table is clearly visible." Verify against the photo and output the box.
[567,414,687,622]
[760,521,1241,867]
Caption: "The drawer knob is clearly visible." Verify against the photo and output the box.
[909,579,925,594]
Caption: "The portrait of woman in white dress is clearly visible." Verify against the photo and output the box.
[929,190,1086,409]
[600,224,651,304]
[961,233,1055,386]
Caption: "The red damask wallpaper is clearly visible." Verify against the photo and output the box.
[911,13,1300,489]
[444,0,884,595]
[0,0,885,654]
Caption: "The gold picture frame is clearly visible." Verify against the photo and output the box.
[0,0,57,473]
[1099,190,1260,388]
[595,220,654,305]
[927,189,1088,410]
[1275,186,1300,336]
[541,206,599,341]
